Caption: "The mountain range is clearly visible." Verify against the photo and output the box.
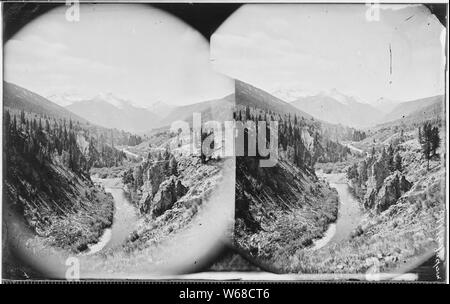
[10,80,443,133]
[158,93,235,128]
[289,90,384,127]
[66,94,159,133]
[380,95,444,124]
[50,91,235,132]
[237,80,314,120]
[273,87,443,128]
[371,97,401,114]
[376,95,444,128]
[4,82,88,123]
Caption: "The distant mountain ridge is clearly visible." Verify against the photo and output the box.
[236,80,314,120]
[66,95,159,132]
[3,81,88,123]
[380,95,444,124]
[46,92,92,107]
[159,93,235,127]
[376,95,444,129]
[290,91,383,127]
[372,97,401,114]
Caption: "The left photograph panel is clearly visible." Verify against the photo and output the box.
[2,3,235,280]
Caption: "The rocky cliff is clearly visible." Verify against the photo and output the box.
[363,152,412,212]
[4,140,114,253]
[122,145,228,252]
[235,153,339,270]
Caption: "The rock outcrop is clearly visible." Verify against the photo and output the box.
[138,160,171,214]
[143,161,168,197]
[364,170,412,212]
[139,174,188,217]
[151,176,188,217]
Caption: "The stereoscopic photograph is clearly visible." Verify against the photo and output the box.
[1,1,447,284]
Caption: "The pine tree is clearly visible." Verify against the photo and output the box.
[431,126,440,156]
[394,153,402,172]
[45,119,50,133]
[419,122,434,170]
[169,157,178,176]
[12,115,17,133]
[387,144,395,172]
[4,110,11,130]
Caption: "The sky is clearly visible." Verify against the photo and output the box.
[211,4,446,103]
[4,4,233,107]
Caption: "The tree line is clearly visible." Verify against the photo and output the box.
[4,109,128,175]
[233,105,350,169]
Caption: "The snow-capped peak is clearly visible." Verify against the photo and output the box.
[271,88,317,102]
[271,85,368,106]
[318,88,367,106]
[46,92,91,107]
[324,88,348,104]
[93,92,132,109]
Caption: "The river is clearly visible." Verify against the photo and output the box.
[86,178,139,255]
[310,172,363,250]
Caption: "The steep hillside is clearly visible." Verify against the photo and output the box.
[236,154,339,269]
[234,81,346,271]
[377,97,444,129]
[236,80,313,120]
[5,82,145,148]
[3,111,115,253]
[381,95,444,123]
[293,116,445,275]
[3,82,87,123]
[2,83,145,255]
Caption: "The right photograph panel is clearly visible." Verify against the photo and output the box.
[212,3,446,280]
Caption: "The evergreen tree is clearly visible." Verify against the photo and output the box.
[431,126,440,156]
[20,109,26,124]
[387,144,395,172]
[394,153,402,172]
[169,156,178,176]
[418,122,434,170]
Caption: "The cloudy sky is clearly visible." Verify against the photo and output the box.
[211,4,446,103]
[4,4,233,107]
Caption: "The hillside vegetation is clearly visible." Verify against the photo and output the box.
[291,117,445,275]
[3,82,144,253]
[234,82,350,271]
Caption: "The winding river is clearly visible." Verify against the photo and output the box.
[310,172,363,250]
[88,173,363,254]
[86,178,138,255]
